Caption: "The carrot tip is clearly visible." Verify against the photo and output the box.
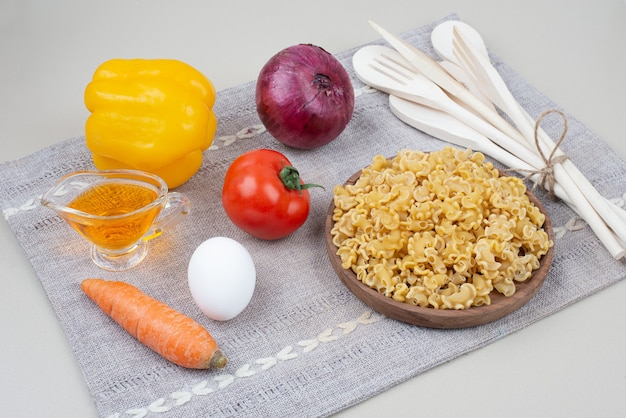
[210,350,228,369]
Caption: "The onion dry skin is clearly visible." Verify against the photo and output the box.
[255,44,354,150]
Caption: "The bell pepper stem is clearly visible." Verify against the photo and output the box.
[279,165,324,195]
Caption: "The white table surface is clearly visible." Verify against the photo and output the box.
[1,1,625,417]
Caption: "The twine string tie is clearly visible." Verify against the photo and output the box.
[517,109,570,198]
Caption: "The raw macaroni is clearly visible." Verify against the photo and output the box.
[331,147,553,310]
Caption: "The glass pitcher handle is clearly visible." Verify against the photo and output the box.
[142,192,191,242]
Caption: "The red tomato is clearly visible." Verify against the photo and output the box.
[222,149,319,240]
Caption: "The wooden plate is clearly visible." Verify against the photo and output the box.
[325,168,554,329]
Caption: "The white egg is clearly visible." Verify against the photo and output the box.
[187,236,256,321]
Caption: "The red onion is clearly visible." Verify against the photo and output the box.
[255,44,354,149]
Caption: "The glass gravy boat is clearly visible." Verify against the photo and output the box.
[41,169,190,271]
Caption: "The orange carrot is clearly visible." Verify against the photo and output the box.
[81,278,227,370]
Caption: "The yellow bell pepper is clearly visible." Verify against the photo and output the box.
[84,58,217,188]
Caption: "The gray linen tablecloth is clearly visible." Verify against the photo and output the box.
[1,14,625,418]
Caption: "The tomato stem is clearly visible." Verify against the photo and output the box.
[279,165,324,195]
